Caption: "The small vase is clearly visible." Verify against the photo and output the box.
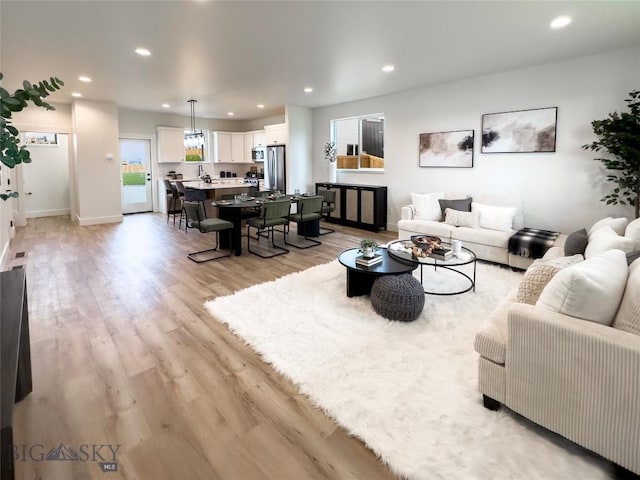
[362,247,374,258]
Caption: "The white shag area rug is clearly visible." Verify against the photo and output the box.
[205,260,612,480]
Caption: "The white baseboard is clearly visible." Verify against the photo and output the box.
[26,208,70,219]
[77,214,123,226]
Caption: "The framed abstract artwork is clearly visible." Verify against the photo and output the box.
[481,107,557,153]
[419,130,474,168]
[23,132,58,146]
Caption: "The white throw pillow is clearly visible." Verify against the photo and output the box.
[584,226,635,259]
[411,192,444,221]
[444,208,480,228]
[471,202,517,232]
[624,217,640,250]
[536,249,628,326]
[588,217,629,237]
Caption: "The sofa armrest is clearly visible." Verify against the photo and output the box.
[506,303,640,471]
[400,204,416,221]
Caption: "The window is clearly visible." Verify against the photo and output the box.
[184,130,206,162]
[332,114,384,170]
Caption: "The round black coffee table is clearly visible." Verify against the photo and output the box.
[338,247,417,297]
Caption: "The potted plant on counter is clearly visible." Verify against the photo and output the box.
[359,238,379,258]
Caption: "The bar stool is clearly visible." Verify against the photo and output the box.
[163,179,181,225]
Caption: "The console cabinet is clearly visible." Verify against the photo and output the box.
[1,268,32,480]
[315,182,387,231]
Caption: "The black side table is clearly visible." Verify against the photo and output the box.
[338,248,417,297]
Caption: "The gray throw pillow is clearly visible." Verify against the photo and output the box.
[627,251,640,266]
[438,198,472,216]
[564,228,588,256]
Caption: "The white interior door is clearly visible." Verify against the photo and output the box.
[120,138,152,214]
[22,133,70,218]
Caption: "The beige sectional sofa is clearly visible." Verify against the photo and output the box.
[474,217,640,475]
[397,192,566,269]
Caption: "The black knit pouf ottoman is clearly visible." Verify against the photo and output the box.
[371,274,425,322]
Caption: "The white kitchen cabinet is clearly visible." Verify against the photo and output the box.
[157,127,185,163]
[213,131,249,163]
[264,123,288,145]
[253,130,266,147]
[244,132,254,163]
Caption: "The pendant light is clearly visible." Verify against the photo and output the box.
[185,99,205,162]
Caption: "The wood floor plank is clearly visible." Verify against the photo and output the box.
[10,213,399,479]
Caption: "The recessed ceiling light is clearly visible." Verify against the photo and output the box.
[257,104,265,109]
[135,47,151,56]
[550,16,572,29]
[71,92,82,98]
[227,112,234,116]
[78,76,92,83]
[161,103,170,108]
[382,65,395,73]
[304,87,313,93]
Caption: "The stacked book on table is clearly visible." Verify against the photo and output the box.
[356,254,383,267]
[430,247,453,261]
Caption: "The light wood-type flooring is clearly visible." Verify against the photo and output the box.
[8,214,399,480]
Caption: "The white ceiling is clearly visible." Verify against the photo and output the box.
[1,1,639,121]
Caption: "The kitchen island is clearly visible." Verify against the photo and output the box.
[157,179,253,216]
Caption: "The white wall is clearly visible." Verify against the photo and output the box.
[285,105,313,193]
[72,99,122,225]
[312,47,640,233]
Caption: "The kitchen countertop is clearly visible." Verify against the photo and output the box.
[181,181,252,190]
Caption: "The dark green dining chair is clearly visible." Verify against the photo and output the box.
[286,195,323,248]
[246,199,292,258]
[183,201,234,263]
[318,189,336,235]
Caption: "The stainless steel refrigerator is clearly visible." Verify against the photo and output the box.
[264,145,286,191]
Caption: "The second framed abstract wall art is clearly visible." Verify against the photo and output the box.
[481,107,557,153]
[418,130,474,168]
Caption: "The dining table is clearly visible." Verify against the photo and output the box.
[212,194,321,256]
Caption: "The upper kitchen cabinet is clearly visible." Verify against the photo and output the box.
[253,130,266,147]
[157,127,185,163]
[265,123,288,145]
[213,131,249,163]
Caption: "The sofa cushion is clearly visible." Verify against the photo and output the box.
[536,249,628,326]
[438,198,472,215]
[613,258,640,335]
[515,254,583,305]
[397,219,456,240]
[564,228,588,256]
[444,208,479,228]
[584,226,635,259]
[451,226,511,248]
[411,192,443,220]
[474,289,518,364]
[588,216,629,237]
[472,202,517,232]
[624,217,640,249]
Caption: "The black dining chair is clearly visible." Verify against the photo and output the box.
[286,195,323,248]
[246,199,292,258]
[318,189,336,235]
[163,179,181,225]
[183,201,234,263]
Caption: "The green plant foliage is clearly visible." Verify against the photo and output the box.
[582,90,640,218]
[1,71,64,199]
[122,172,146,186]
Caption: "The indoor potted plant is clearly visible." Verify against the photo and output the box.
[582,89,640,218]
[359,238,379,258]
[324,140,337,183]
